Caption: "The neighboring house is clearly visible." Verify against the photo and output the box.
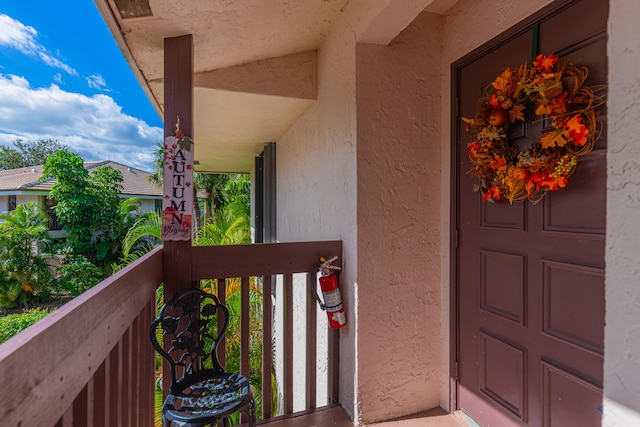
[0,161,162,237]
[5,0,627,426]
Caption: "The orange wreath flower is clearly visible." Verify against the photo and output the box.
[463,53,601,203]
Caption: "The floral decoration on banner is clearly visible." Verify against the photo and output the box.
[162,118,194,241]
[463,53,602,204]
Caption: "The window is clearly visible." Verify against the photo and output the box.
[8,195,16,211]
[44,197,62,231]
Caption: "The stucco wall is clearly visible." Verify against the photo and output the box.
[277,2,445,422]
[355,12,443,422]
[276,5,359,420]
[276,0,640,425]
[17,194,40,205]
[603,1,640,424]
[138,198,158,213]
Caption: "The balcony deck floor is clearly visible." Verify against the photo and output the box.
[257,406,468,427]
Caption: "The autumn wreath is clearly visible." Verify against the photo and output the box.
[463,53,600,203]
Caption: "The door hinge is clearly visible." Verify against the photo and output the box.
[454,361,460,381]
[454,229,459,249]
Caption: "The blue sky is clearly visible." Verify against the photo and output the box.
[0,1,163,171]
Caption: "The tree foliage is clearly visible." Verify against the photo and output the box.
[0,203,52,308]
[224,174,251,218]
[0,138,68,170]
[41,150,138,270]
[56,255,106,296]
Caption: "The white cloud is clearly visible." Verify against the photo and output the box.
[0,74,162,171]
[86,73,110,91]
[0,14,78,76]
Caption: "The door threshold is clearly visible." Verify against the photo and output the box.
[454,410,482,427]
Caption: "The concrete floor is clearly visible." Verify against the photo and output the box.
[365,407,468,427]
[257,406,469,427]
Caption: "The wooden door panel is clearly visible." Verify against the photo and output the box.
[541,260,605,354]
[481,202,525,230]
[480,251,526,325]
[479,332,527,421]
[455,1,607,425]
[543,151,606,234]
[542,362,603,427]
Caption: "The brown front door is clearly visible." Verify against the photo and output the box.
[454,1,607,426]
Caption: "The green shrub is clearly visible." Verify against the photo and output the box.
[0,308,52,344]
[0,202,52,308]
[56,255,106,296]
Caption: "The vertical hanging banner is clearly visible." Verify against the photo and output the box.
[162,124,194,241]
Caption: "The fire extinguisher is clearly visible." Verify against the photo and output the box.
[313,256,347,329]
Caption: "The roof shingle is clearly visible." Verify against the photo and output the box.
[0,161,162,197]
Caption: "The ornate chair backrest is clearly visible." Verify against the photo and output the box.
[150,288,229,394]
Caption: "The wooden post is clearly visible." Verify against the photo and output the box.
[162,34,194,397]
[163,34,194,300]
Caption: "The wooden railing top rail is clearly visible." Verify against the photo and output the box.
[0,246,163,427]
[191,240,342,279]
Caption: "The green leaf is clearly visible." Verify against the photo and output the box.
[177,136,193,152]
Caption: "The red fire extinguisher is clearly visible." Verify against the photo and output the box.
[313,256,347,329]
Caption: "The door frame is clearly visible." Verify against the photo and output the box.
[449,0,586,414]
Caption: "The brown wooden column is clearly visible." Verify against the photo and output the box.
[163,34,194,301]
[162,34,194,399]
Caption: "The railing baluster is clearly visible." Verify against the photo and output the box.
[217,277,227,368]
[61,405,73,427]
[241,276,250,379]
[284,273,294,414]
[144,299,156,427]
[123,328,132,426]
[306,272,318,410]
[240,276,250,425]
[72,384,88,427]
[217,279,227,427]
[109,343,120,425]
[328,327,340,404]
[262,274,273,419]
[94,361,107,427]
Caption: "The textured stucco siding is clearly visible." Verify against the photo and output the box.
[17,194,40,205]
[355,12,443,422]
[275,0,640,425]
[603,0,640,425]
[276,2,359,419]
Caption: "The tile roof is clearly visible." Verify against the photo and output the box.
[0,161,162,197]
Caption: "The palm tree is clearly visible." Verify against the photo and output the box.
[122,210,162,256]
[196,208,250,246]
[193,173,230,225]
[146,142,164,189]
[111,209,162,273]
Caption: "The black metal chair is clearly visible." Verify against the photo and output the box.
[150,288,256,427]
